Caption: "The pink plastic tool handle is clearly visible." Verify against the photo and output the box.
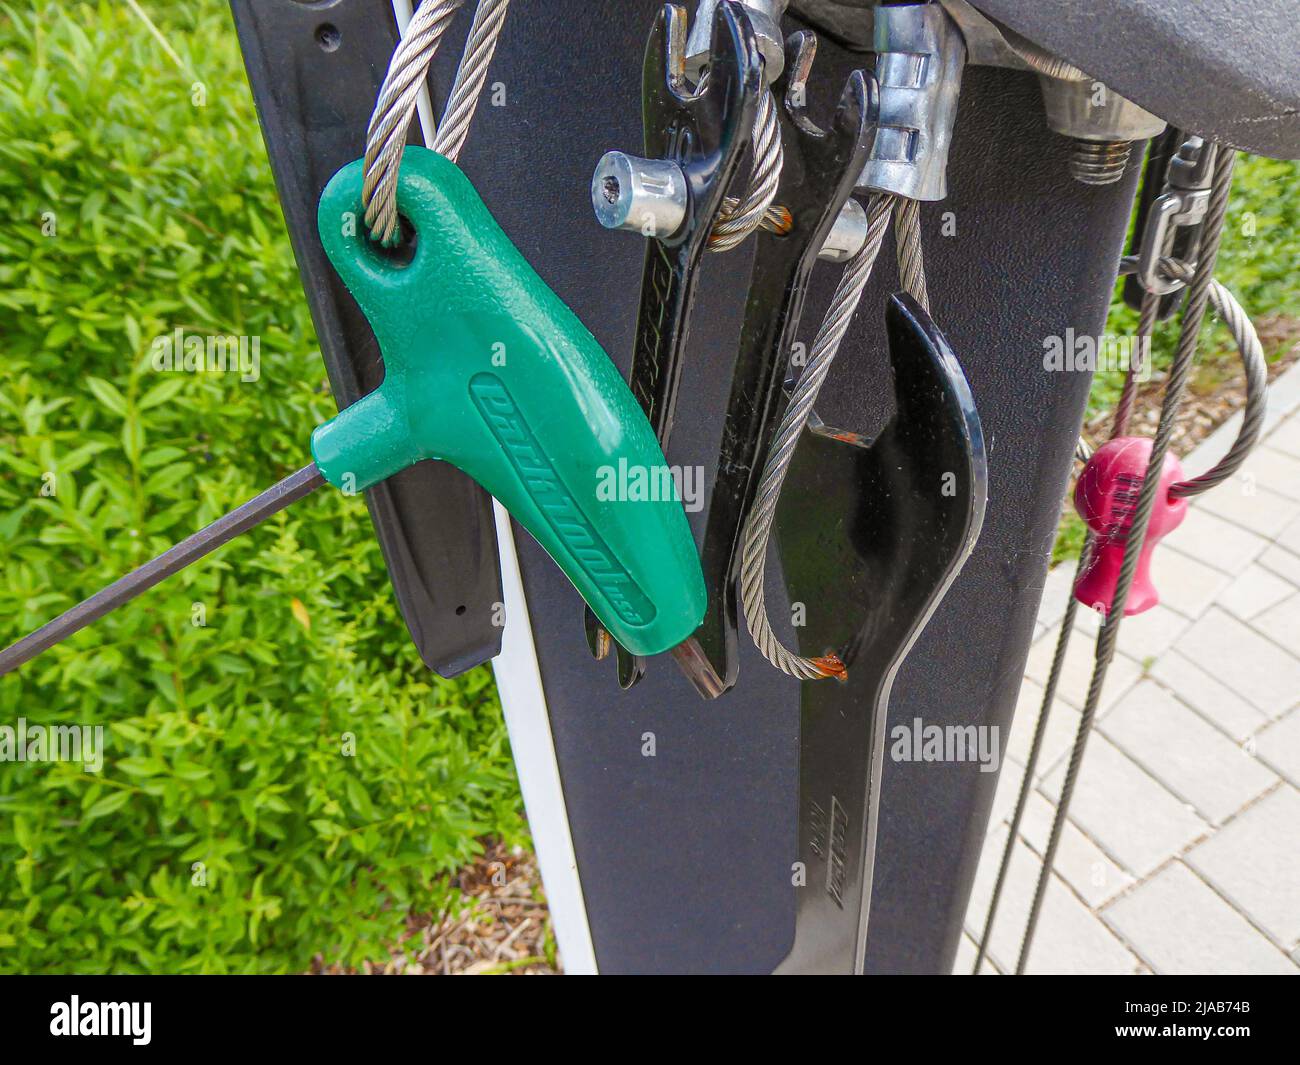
[1073,437,1187,616]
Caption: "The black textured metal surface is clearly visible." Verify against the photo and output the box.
[229,0,503,677]
[972,0,1300,159]
[435,2,1138,972]
[690,37,876,694]
[791,0,1300,159]
[586,0,764,691]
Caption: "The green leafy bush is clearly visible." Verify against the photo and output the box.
[0,1,524,972]
[1090,151,1300,420]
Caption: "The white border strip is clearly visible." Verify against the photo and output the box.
[394,6,597,971]
[490,503,599,974]
[390,0,439,143]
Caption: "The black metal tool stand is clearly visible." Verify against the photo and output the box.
[450,1,1138,973]
[232,1,1144,973]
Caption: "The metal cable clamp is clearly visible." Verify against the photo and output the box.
[857,2,965,201]
[1124,136,1218,297]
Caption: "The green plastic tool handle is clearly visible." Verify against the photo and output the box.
[310,148,705,657]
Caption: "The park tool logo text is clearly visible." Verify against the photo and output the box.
[469,373,656,626]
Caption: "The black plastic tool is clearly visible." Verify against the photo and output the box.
[230,0,503,677]
[773,295,987,973]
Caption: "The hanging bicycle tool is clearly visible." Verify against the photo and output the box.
[584,0,770,690]
[0,0,705,676]
[743,1,986,972]
[677,31,877,697]
[974,138,1269,975]
[230,0,503,679]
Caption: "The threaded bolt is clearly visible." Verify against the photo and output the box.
[1070,139,1131,185]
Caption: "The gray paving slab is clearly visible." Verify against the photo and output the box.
[1149,650,1270,740]
[1255,707,1300,787]
[1163,506,1269,575]
[1177,608,1300,718]
[1039,734,1209,877]
[1241,446,1300,502]
[1270,413,1300,459]
[1217,564,1296,621]
[1150,546,1233,618]
[1185,785,1300,950]
[965,831,1144,975]
[1005,676,1083,773]
[1023,628,1141,714]
[1259,542,1300,586]
[1253,592,1300,652]
[1197,479,1300,540]
[1017,791,1136,907]
[1279,514,1300,557]
[1100,681,1278,824]
[1103,862,1298,974]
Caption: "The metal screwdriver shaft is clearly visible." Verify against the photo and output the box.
[0,464,325,677]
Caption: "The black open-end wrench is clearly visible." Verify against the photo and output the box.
[677,32,878,697]
[772,294,987,973]
[584,1,764,689]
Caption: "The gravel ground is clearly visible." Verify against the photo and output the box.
[310,841,559,975]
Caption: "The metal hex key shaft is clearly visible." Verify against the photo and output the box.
[0,465,326,677]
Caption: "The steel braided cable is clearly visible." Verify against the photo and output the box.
[1014,147,1237,974]
[363,0,510,244]
[1160,261,1267,498]
[1111,290,1160,436]
[974,217,1266,973]
[364,0,464,243]
[972,286,1156,973]
[972,288,1157,974]
[893,197,930,311]
[709,86,786,251]
[738,194,894,680]
[430,0,511,163]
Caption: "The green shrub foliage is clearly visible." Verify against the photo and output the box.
[0,1,525,973]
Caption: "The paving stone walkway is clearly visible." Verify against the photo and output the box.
[958,363,1300,975]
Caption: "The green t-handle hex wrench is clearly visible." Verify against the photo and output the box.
[0,148,706,675]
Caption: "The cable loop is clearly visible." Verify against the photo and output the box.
[709,87,786,251]
[738,194,898,680]
[362,0,511,244]
[1112,256,1268,499]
